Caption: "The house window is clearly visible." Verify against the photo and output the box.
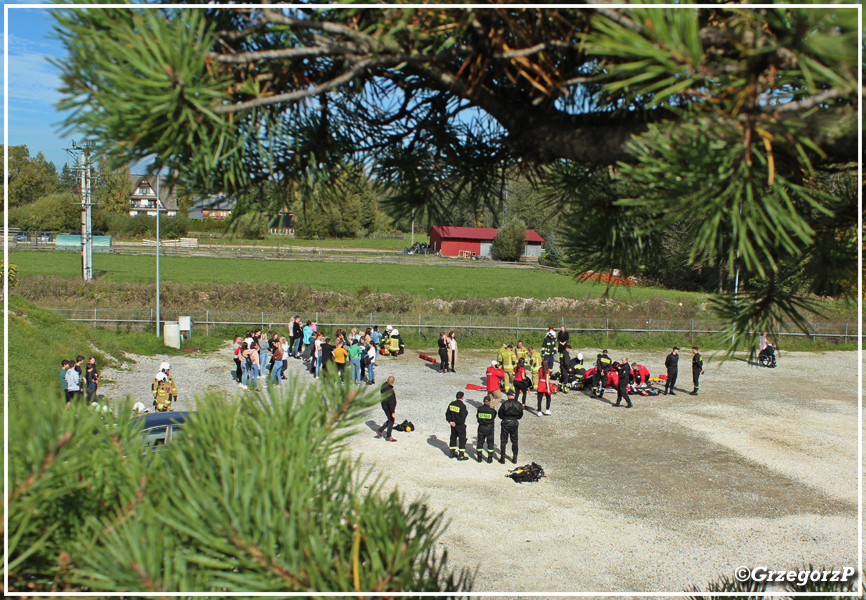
[138,184,153,195]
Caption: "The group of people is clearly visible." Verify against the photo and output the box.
[59,355,99,405]
[230,320,414,389]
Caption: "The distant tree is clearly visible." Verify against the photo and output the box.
[5,145,59,207]
[229,211,268,240]
[94,158,131,214]
[58,163,78,194]
[542,232,564,266]
[8,193,80,232]
[492,217,527,262]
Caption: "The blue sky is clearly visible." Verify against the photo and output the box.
[6,4,73,169]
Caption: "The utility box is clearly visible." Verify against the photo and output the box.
[164,323,181,349]
[178,316,192,339]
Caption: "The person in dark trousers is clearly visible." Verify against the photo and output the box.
[376,376,397,442]
[446,391,469,460]
[498,391,524,464]
[691,347,704,395]
[592,350,612,397]
[437,332,450,373]
[664,346,679,395]
[512,358,530,406]
[613,357,633,408]
[541,328,557,369]
[475,396,497,463]
[559,345,573,394]
[557,324,569,360]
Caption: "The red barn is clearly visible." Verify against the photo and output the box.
[428,226,545,260]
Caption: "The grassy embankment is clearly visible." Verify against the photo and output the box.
[5,296,226,411]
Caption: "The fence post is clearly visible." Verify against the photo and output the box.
[370,313,373,326]
[316,311,319,324]
[262,311,264,329]
[418,314,421,335]
[812,322,816,342]
[516,316,520,339]
[561,316,565,327]
[206,310,209,337]
[605,317,609,339]
[94,308,97,327]
[844,323,848,344]
[690,320,694,342]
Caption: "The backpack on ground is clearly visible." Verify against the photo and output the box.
[506,462,545,483]
[393,419,415,432]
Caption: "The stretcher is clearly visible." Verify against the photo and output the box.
[419,353,437,363]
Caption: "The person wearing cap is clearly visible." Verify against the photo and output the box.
[497,390,524,464]
[690,347,704,395]
[376,376,398,442]
[664,346,680,395]
[485,360,506,408]
[541,327,557,369]
[613,357,633,408]
[446,391,469,460]
[475,395,497,463]
[592,350,612,398]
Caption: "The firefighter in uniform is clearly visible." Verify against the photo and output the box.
[446,391,469,460]
[528,346,542,390]
[541,328,557,370]
[592,350,612,398]
[613,357,633,408]
[514,340,529,366]
[387,328,405,356]
[497,390,524,464]
[664,346,679,395]
[500,344,516,393]
[152,361,177,412]
[475,396,497,463]
[559,345,574,394]
[690,347,704,395]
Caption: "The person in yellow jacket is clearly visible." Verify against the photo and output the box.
[500,343,516,392]
[514,340,529,365]
[152,362,178,412]
[528,347,542,390]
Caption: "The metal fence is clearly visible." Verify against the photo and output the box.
[46,308,856,344]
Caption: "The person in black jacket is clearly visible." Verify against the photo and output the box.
[446,391,469,460]
[437,332,450,373]
[559,345,574,393]
[613,358,633,408]
[475,396,497,463]
[664,347,679,395]
[376,376,397,442]
[592,350,612,398]
[690,347,704,395]
[291,316,303,358]
[498,391,524,464]
[557,325,570,359]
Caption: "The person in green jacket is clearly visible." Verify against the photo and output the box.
[348,339,363,383]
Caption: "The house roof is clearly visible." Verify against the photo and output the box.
[429,226,545,243]
[130,174,179,211]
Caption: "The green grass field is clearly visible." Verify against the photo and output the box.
[12,250,702,302]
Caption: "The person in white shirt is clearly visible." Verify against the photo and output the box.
[365,342,378,385]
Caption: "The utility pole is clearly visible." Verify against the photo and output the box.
[411,208,415,246]
[66,141,94,281]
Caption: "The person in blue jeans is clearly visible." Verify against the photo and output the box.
[255,330,269,378]
[248,341,261,388]
[292,316,303,357]
[365,342,377,385]
[348,339,362,383]
[270,338,284,385]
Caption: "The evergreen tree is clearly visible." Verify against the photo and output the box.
[94,158,131,214]
[51,7,859,349]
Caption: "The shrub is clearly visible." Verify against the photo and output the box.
[8,387,471,593]
[230,211,268,239]
[491,217,527,261]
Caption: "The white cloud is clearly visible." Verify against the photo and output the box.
[7,50,62,106]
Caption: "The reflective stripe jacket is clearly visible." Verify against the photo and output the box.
[446,400,468,426]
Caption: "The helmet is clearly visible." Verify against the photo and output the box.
[547,330,555,337]
[386,325,393,330]
[154,372,167,382]
[577,353,583,361]
[159,361,171,372]
[133,401,149,414]
[392,328,399,336]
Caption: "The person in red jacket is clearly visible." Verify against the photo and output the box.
[486,361,505,408]
[535,362,553,416]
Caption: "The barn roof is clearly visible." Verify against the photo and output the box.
[429,226,544,243]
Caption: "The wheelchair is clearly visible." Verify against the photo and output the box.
[758,352,777,368]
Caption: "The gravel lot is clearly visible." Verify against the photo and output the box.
[99,342,858,595]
